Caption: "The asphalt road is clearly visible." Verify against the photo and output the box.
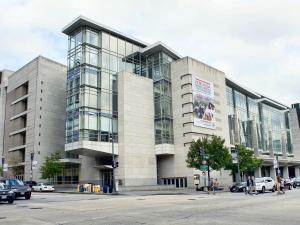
[1,189,300,225]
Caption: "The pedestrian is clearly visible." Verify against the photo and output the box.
[208,178,213,195]
[212,178,219,195]
[246,176,251,195]
[276,175,285,194]
[251,176,257,195]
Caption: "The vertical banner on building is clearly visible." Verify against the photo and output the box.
[192,76,216,129]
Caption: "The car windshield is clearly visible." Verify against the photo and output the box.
[0,183,7,189]
[10,179,24,186]
[255,178,264,183]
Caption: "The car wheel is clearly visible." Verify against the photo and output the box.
[293,184,296,189]
[262,187,265,193]
[288,185,291,190]
[7,197,14,204]
[25,193,31,200]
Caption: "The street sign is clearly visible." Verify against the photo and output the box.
[3,164,8,172]
[231,152,238,164]
[200,165,208,171]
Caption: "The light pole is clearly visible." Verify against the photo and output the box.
[30,153,34,181]
[110,117,116,193]
[235,145,241,182]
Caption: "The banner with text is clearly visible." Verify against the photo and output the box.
[192,76,216,129]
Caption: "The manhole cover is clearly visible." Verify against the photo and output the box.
[0,217,6,220]
[30,207,43,209]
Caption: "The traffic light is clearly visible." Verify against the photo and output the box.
[116,161,119,168]
[112,161,119,168]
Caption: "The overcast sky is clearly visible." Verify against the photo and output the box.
[1,0,299,105]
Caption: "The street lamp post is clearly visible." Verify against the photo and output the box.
[30,153,34,182]
[110,117,116,193]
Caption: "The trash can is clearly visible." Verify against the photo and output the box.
[103,185,108,193]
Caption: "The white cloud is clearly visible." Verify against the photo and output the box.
[0,0,299,105]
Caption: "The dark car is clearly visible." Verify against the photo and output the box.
[292,177,300,188]
[230,182,247,192]
[0,178,31,200]
[0,182,15,204]
[24,181,37,190]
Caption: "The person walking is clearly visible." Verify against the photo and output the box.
[276,175,285,194]
[251,176,257,195]
[246,176,252,195]
[212,178,219,195]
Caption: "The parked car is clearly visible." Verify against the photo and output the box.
[292,177,300,188]
[0,182,15,204]
[230,182,247,192]
[32,183,55,192]
[255,177,275,193]
[0,178,31,199]
[24,181,37,190]
[282,179,292,190]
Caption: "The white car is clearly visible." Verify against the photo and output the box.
[32,183,55,192]
[255,177,275,193]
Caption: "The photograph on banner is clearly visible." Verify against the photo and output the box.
[192,76,216,129]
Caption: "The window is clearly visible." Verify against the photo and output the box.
[125,42,132,55]
[110,54,118,72]
[101,91,111,112]
[82,66,99,87]
[118,39,125,55]
[101,72,110,90]
[102,32,110,50]
[110,35,118,53]
[84,46,99,66]
[75,31,82,46]
[102,51,109,69]
[86,29,99,46]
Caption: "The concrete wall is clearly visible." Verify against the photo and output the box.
[117,71,157,186]
[0,70,13,167]
[3,56,67,181]
[168,57,232,187]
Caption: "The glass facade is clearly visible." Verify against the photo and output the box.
[226,86,292,155]
[66,27,175,145]
[66,28,145,144]
[148,52,174,144]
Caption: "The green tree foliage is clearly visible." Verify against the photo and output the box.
[0,166,2,175]
[40,152,63,183]
[229,145,263,176]
[186,136,232,171]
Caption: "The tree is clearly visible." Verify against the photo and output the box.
[186,136,232,171]
[40,152,64,183]
[0,166,2,176]
[229,145,263,178]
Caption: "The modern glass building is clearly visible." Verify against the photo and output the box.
[62,16,300,188]
[226,78,294,178]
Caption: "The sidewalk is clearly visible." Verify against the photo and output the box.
[53,187,229,196]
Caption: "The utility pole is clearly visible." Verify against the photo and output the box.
[110,117,116,193]
[30,153,34,181]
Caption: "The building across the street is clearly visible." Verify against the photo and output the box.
[1,56,68,181]
[61,16,300,189]
[1,16,299,188]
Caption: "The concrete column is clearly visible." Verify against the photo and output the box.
[283,166,289,179]
[295,167,300,177]
[255,167,262,178]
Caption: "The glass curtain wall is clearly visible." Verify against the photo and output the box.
[226,87,235,145]
[66,27,144,144]
[261,104,292,154]
[148,52,174,144]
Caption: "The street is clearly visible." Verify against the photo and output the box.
[1,189,300,225]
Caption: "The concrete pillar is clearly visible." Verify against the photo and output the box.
[283,166,289,179]
[295,167,300,178]
[255,167,262,178]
